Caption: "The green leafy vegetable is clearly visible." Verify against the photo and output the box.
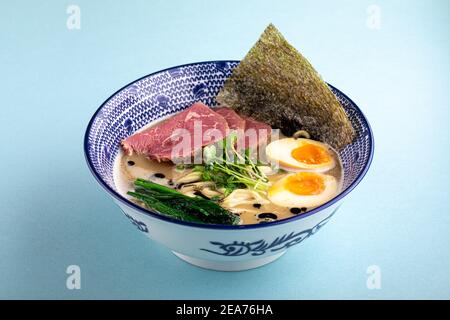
[195,135,270,194]
[127,178,239,225]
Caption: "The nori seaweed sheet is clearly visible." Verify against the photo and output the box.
[216,24,355,150]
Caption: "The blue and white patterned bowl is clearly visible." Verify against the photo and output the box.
[84,61,374,271]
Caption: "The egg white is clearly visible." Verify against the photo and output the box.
[266,138,335,172]
[267,173,338,208]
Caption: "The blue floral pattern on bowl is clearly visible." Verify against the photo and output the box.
[201,208,338,256]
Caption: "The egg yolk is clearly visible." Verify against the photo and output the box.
[291,142,332,165]
[285,172,325,195]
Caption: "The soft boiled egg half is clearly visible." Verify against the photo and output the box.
[266,138,335,172]
[268,172,338,208]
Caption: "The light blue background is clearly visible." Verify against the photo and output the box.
[1,0,449,299]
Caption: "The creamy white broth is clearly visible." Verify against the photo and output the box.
[113,146,343,225]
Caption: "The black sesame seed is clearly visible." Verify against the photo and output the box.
[301,207,308,212]
[258,213,278,220]
[154,173,165,179]
[253,203,262,209]
[193,191,209,199]
[290,207,302,215]
[167,179,174,186]
[127,160,135,166]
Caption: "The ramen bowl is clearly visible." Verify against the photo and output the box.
[84,61,374,271]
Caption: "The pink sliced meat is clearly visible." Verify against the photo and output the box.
[214,107,272,150]
[121,102,229,161]
[214,106,271,150]
[240,116,272,151]
[214,107,245,131]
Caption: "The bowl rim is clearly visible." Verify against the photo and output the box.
[84,60,374,230]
